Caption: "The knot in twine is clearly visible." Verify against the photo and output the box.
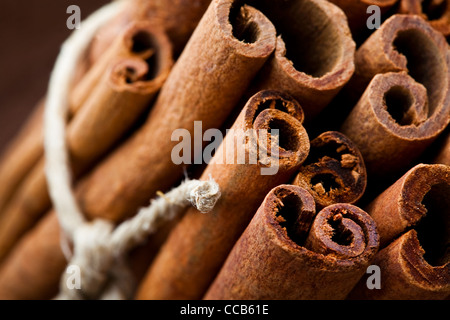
[57,179,221,300]
[44,0,221,300]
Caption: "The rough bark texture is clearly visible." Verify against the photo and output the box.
[293,131,367,209]
[75,0,276,223]
[89,0,212,60]
[399,0,450,36]
[247,0,355,121]
[365,164,450,247]
[341,15,449,177]
[0,0,276,299]
[136,90,310,300]
[205,185,379,300]
[0,22,173,263]
[348,164,450,300]
[348,230,450,300]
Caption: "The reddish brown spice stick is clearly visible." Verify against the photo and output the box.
[69,21,162,116]
[348,230,450,300]
[348,164,450,299]
[399,0,450,37]
[348,14,449,99]
[341,71,442,177]
[135,90,310,300]
[204,185,379,300]
[0,20,168,218]
[89,0,212,62]
[340,17,450,177]
[0,100,44,215]
[0,23,173,263]
[75,0,276,222]
[365,164,450,247]
[247,0,355,120]
[292,131,367,209]
[0,0,276,299]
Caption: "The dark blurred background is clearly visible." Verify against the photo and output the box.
[0,0,109,155]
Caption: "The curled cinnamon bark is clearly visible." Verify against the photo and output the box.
[248,0,355,120]
[341,72,440,176]
[348,230,450,299]
[349,14,449,98]
[75,0,277,222]
[0,0,277,299]
[348,164,450,299]
[399,0,450,37]
[204,185,379,300]
[0,23,173,262]
[136,90,310,300]
[365,164,450,247]
[341,14,449,176]
[70,21,163,116]
[89,0,212,60]
[293,131,367,209]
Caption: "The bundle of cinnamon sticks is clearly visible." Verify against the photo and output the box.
[0,0,448,300]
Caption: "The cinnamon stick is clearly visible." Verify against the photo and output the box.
[0,0,276,299]
[348,230,450,299]
[74,0,276,222]
[0,22,173,262]
[0,0,208,213]
[348,14,449,99]
[347,163,450,299]
[399,0,450,37]
[247,0,355,120]
[204,185,379,300]
[69,21,163,117]
[292,131,367,209]
[135,90,310,300]
[340,14,450,177]
[365,163,450,247]
[0,99,44,215]
[89,0,212,61]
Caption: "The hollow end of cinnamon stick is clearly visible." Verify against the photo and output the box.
[348,229,450,300]
[70,20,173,116]
[353,14,450,105]
[205,185,379,300]
[366,164,450,249]
[135,89,310,300]
[249,0,355,120]
[293,131,367,209]
[342,67,449,176]
[245,90,310,168]
[109,24,173,91]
